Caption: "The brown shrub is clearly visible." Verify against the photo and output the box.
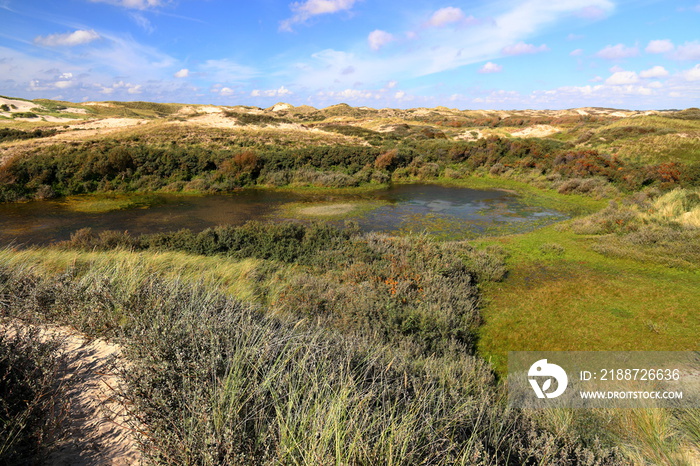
[374,149,397,170]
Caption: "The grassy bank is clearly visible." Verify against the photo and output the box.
[476,189,700,373]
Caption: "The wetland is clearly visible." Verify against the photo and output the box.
[0,183,566,245]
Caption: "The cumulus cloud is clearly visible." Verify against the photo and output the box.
[368,30,395,51]
[683,64,700,81]
[674,41,700,61]
[645,39,674,54]
[251,86,293,97]
[605,71,639,85]
[98,81,143,95]
[426,7,467,27]
[596,44,639,59]
[570,48,583,56]
[88,0,168,9]
[639,66,669,79]
[501,42,549,55]
[174,68,189,78]
[479,62,502,73]
[280,0,357,31]
[34,29,101,47]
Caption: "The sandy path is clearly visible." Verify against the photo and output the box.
[1,321,142,465]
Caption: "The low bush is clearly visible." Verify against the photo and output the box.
[0,325,65,463]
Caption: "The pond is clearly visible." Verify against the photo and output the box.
[0,184,567,246]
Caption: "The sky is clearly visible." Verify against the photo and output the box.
[1,0,699,110]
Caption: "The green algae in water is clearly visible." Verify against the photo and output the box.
[61,194,163,213]
[275,199,390,220]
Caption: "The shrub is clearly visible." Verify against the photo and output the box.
[374,148,398,170]
[0,325,65,463]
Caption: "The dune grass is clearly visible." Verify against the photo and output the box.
[0,229,627,465]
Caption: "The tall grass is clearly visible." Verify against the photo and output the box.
[567,188,700,268]
[0,232,625,464]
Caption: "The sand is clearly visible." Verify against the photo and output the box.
[510,124,560,138]
[1,321,142,465]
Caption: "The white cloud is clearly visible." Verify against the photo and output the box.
[129,12,154,33]
[368,30,394,51]
[386,80,397,89]
[34,29,101,47]
[648,81,663,89]
[683,64,700,81]
[174,68,189,78]
[645,39,674,54]
[479,62,502,73]
[293,0,617,89]
[88,0,168,10]
[98,81,144,95]
[606,71,639,85]
[251,86,293,97]
[596,44,639,60]
[674,41,700,61]
[280,0,357,31]
[590,76,603,82]
[639,66,669,79]
[501,42,549,55]
[217,87,234,96]
[320,89,375,100]
[426,7,466,27]
[394,90,406,99]
[570,48,583,56]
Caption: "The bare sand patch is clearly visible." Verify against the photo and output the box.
[0,96,36,113]
[510,125,560,138]
[1,320,142,465]
[69,118,149,130]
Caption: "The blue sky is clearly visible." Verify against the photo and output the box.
[1,0,699,109]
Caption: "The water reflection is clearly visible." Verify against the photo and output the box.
[0,184,566,246]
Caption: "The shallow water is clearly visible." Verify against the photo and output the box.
[0,184,566,245]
